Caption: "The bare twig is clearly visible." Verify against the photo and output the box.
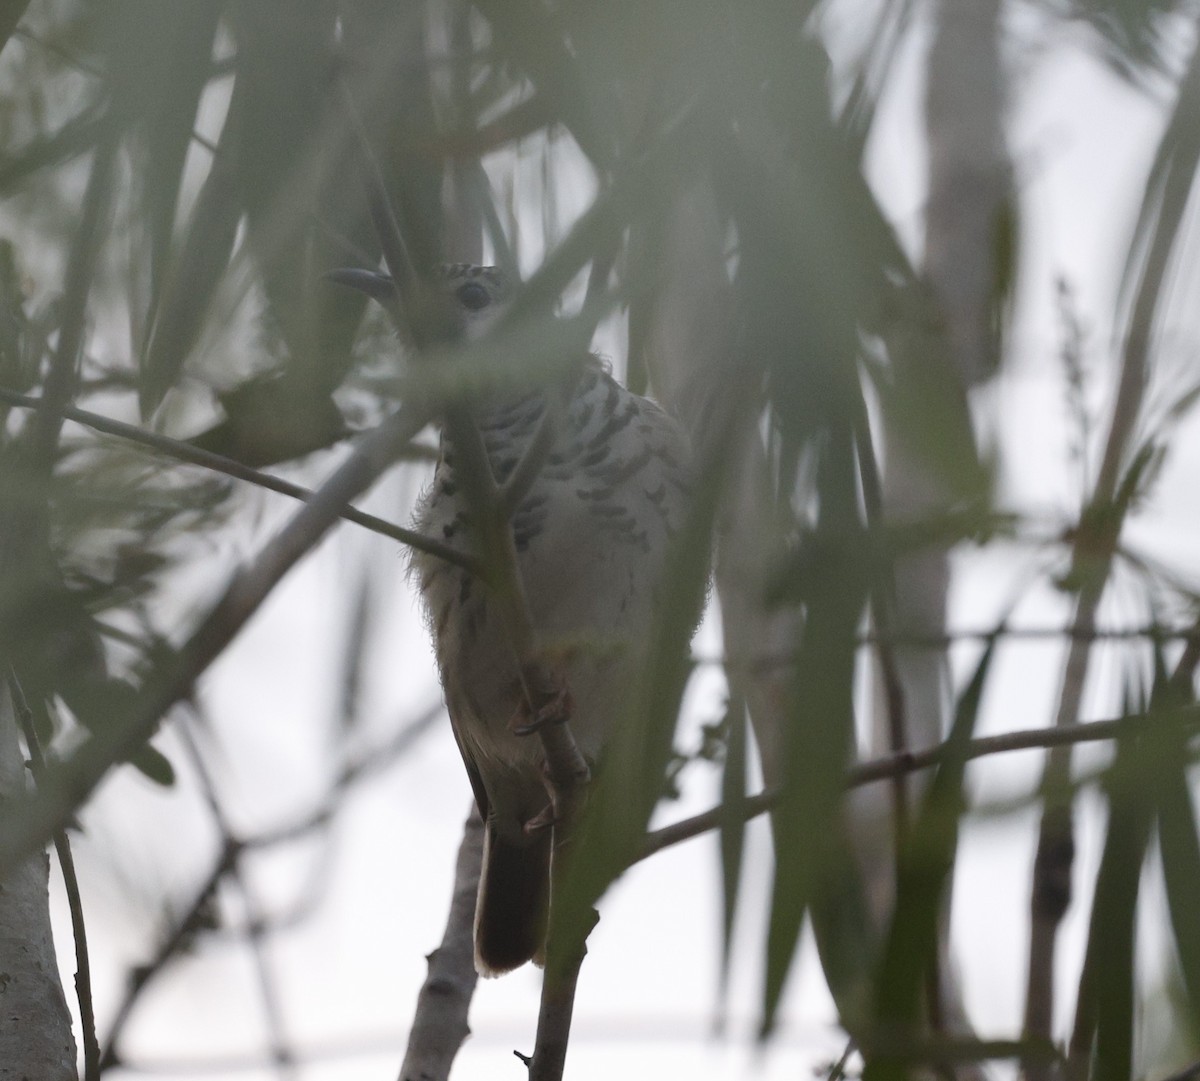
[638,707,1200,861]
[0,385,479,575]
[0,401,432,878]
[100,702,443,1071]
[8,671,100,1081]
[100,849,231,1070]
[397,806,483,1081]
[177,722,296,1078]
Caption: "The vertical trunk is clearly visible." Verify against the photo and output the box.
[0,684,78,1081]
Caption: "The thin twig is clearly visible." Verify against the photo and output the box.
[638,706,1200,862]
[100,850,232,1070]
[0,385,480,575]
[7,670,100,1081]
[176,722,296,1079]
[689,621,1200,669]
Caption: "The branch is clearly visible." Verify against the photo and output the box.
[397,806,483,1081]
[0,385,480,575]
[0,401,432,877]
[8,671,99,1081]
[638,707,1200,862]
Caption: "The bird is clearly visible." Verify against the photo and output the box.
[339,263,693,975]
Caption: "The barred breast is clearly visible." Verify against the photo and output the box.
[411,360,692,844]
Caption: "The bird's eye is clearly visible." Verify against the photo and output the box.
[456,281,492,311]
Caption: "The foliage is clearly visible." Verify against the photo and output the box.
[0,0,1198,1079]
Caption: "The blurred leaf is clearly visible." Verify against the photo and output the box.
[808,816,879,1039]
[837,0,916,157]
[869,278,990,507]
[339,0,442,269]
[1158,762,1200,1035]
[100,1,222,310]
[130,742,174,786]
[1069,661,1168,1080]
[0,2,31,55]
[1113,29,1200,386]
[230,1,339,375]
[763,426,869,1036]
[1066,0,1192,83]
[140,105,241,415]
[717,690,747,1014]
[471,0,615,168]
[189,371,350,466]
[0,103,108,193]
[1154,638,1200,1037]
[864,635,996,1077]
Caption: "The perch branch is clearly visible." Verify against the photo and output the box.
[397,806,483,1081]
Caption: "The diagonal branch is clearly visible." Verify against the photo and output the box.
[0,385,479,575]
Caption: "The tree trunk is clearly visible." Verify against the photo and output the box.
[0,683,78,1081]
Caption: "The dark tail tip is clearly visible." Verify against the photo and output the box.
[475,827,551,977]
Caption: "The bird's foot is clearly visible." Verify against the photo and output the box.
[509,667,573,737]
[522,804,558,834]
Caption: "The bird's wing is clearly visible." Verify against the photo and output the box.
[445,694,490,822]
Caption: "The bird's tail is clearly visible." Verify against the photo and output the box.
[474,823,551,977]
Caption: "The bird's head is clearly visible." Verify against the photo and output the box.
[328,262,512,343]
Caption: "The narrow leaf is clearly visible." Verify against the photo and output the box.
[717,689,748,1015]
[864,634,997,1077]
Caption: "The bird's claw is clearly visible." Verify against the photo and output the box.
[509,674,573,736]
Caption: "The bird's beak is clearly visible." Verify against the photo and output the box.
[325,267,399,304]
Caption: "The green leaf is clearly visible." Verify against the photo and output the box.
[717,690,748,1015]
[124,2,222,307]
[762,425,870,1036]
[139,106,241,415]
[0,2,31,55]
[1158,763,1200,1036]
[1071,740,1156,1081]
[470,0,615,168]
[0,105,108,194]
[864,634,997,1078]
[130,742,175,786]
